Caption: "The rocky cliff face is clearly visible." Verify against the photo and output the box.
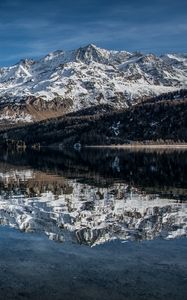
[0,44,186,124]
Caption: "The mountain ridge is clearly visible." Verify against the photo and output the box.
[0,44,186,125]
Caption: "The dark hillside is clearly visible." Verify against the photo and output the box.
[0,91,186,148]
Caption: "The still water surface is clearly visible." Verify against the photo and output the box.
[0,148,186,299]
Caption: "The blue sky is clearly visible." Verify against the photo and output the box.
[0,0,187,66]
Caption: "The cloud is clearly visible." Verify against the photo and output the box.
[0,0,186,66]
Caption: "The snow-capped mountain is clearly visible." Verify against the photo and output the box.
[0,44,187,123]
[0,167,186,246]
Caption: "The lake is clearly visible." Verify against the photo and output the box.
[0,148,186,300]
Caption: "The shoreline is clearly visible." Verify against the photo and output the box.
[85,144,187,149]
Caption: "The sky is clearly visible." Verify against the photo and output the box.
[0,0,187,66]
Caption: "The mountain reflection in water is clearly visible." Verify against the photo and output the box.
[0,148,186,246]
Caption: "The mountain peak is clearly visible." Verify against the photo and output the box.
[0,44,186,125]
[84,43,98,49]
[74,43,112,64]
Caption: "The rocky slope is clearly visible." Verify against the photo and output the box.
[0,44,187,124]
[1,91,186,146]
